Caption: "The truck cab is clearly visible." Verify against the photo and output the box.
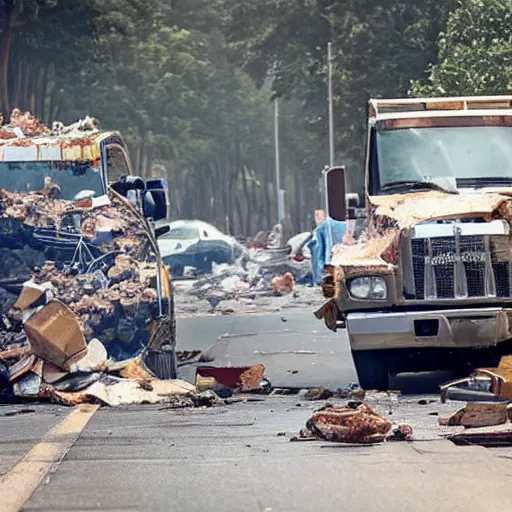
[317,96,512,389]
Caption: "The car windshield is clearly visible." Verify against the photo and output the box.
[376,125,512,192]
[165,226,199,240]
[0,161,104,200]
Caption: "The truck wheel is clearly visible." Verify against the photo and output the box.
[168,288,178,379]
[351,351,390,391]
[143,291,177,380]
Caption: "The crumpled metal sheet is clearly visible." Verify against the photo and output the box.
[331,190,512,277]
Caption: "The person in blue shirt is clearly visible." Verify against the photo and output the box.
[307,210,348,286]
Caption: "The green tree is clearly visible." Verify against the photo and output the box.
[225,0,456,194]
[411,0,512,96]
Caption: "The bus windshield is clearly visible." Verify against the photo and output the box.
[0,161,104,200]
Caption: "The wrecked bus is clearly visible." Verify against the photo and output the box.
[0,120,177,381]
[317,96,512,390]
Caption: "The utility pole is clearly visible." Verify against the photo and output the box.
[274,97,285,221]
[328,42,335,168]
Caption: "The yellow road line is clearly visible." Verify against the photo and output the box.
[0,403,99,512]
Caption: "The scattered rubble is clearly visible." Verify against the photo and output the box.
[0,113,180,405]
[297,402,409,444]
[271,272,295,296]
[446,424,512,447]
[440,402,512,428]
[304,384,366,401]
[177,235,315,313]
[441,355,512,403]
[0,348,214,408]
[195,364,271,398]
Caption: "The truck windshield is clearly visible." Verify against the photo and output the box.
[0,161,104,201]
[376,126,512,192]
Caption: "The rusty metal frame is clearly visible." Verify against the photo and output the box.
[370,96,512,117]
[377,115,512,130]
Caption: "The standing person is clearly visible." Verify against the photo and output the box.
[307,210,348,286]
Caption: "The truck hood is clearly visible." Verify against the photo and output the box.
[331,190,512,276]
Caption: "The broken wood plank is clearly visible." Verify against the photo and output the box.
[440,402,512,428]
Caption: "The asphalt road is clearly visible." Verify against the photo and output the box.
[3,396,512,512]
[176,309,453,393]
[1,308,512,511]
[176,309,357,390]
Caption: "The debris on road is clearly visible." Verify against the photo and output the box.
[298,402,397,444]
[303,383,366,401]
[173,229,317,314]
[271,272,295,296]
[447,424,512,447]
[440,356,512,403]
[386,423,414,442]
[440,402,512,428]
[304,388,334,401]
[50,378,196,407]
[195,364,272,397]
[0,350,201,406]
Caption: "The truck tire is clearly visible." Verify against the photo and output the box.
[143,290,178,380]
[351,350,390,391]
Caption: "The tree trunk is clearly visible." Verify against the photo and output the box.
[145,144,153,179]
[263,161,272,229]
[28,64,40,113]
[36,64,48,119]
[0,2,13,114]
[241,164,252,236]
[235,194,243,236]
[23,62,32,113]
[226,152,236,232]
[294,175,301,233]
[11,57,22,109]
[208,161,218,224]
[48,81,59,123]
[250,166,259,234]
[138,129,147,175]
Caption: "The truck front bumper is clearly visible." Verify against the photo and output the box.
[346,307,511,352]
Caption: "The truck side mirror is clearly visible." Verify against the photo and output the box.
[325,166,347,222]
[145,178,168,222]
[111,175,145,197]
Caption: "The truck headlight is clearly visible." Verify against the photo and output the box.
[349,277,387,300]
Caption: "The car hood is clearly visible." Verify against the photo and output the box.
[158,238,198,257]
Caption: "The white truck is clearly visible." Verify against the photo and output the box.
[317,96,512,389]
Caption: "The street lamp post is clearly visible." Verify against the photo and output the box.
[328,42,335,168]
[274,97,285,221]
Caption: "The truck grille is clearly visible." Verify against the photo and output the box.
[406,235,511,300]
